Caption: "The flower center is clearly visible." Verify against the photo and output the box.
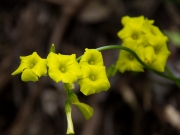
[89,75,95,81]
[144,58,152,65]
[61,67,65,72]
[132,35,138,40]
[155,49,158,54]
[89,60,94,65]
[128,54,134,60]
[30,63,35,68]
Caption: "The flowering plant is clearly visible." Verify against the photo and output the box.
[11,16,180,134]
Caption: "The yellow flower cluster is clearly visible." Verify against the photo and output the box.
[11,47,110,134]
[116,16,171,73]
[78,48,110,95]
[11,48,110,96]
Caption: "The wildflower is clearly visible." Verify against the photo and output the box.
[118,16,147,45]
[78,65,110,96]
[145,28,168,47]
[143,46,157,65]
[117,24,144,45]
[47,52,82,83]
[117,15,171,73]
[116,44,144,73]
[144,30,170,72]
[121,16,154,26]
[11,52,47,82]
[147,38,170,72]
[80,48,104,66]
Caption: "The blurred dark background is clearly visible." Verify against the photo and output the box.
[1,0,180,135]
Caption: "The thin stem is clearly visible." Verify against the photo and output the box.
[77,45,180,85]
[64,83,71,100]
[165,66,173,76]
[165,66,180,88]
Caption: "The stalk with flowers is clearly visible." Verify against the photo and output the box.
[11,15,180,134]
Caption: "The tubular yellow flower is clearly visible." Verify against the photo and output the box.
[80,48,104,66]
[11,52,47,82]
[78,65,110,96]
[47,52,82,83]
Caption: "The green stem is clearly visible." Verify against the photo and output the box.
[165,66,173,76]
[64,83,71,100]
[165,66,180,88]
[77,45,180,85]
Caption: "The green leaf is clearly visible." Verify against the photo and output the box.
[75,102,93,120]
[164,31,180,47]
[69,92,93,120]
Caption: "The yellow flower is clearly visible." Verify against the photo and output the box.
[80,48,104,66]
[117,15,171,73]
[78,65,110,96]
[121,16,154,26]
[118,16,149,45]
[11,52,47,82]
[149,40,170,72]
[143,46,157,65]
[143,28,170,72]
[47,52,82,83]
[116,44,144,73]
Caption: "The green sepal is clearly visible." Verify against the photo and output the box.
[69,92,93,120]
[49,44,56,53]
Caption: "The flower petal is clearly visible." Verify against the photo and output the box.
[48,67,62,82]
[11,63,30,75]
[66,62,82,79]
[21,69,38,82]
[32,59,47,77]
[47,52,60,67]
[78,78,95,95]
[61,72,78,84]
[80,49,104,66]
